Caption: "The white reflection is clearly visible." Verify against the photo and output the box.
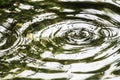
[19,3,33,10]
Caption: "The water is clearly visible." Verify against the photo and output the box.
[0,0,120,80]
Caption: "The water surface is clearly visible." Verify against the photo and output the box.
[0,0,120,80]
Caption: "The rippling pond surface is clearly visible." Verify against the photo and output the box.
[0,0,120,80]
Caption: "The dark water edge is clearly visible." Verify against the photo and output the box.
[0,0,120,80]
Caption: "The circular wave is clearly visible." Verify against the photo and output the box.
[1,0,120,80]
[39,16,120,61]
[0,23,23,57]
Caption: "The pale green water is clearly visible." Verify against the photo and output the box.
[0,0,120,80]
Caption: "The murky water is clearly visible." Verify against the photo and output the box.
[0,0,120,80]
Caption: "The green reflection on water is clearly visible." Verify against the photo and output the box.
[0,0,120,80]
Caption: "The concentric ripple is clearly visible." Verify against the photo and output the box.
[0,18,23,57]
[39,19,120,61]
[1,0,120,80]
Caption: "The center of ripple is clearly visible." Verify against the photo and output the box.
[40,20,104,45]
[37,19,120,62]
